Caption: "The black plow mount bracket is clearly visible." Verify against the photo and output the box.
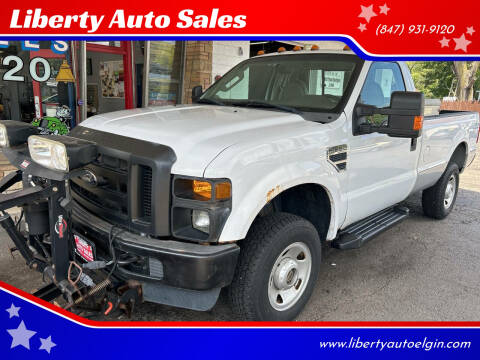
[0,164,141,318]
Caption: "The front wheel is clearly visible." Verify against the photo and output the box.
[228,213,321,321]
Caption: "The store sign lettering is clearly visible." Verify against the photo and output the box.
[0,41,68,83]
[1,56,52,83]
[0,40,68,54]
[8,9,247,33]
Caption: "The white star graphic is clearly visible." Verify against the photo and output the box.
[466,26,475,36]
[6,321,37,350]
[358,4,377,23]
[439,37,450,48]
[453,33,472,52]
[379,3,390,15]
[6,303,20,318]
[358,23,367,32]
[39,336,57,354]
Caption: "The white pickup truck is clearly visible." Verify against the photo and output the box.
[0,49,478,321]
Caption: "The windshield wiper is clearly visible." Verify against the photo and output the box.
[196,98,225,106]
[232,101,302,115]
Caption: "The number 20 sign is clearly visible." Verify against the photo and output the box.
[2,56,52,82]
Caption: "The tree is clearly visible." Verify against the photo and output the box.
[407,61,480,100]
[407,62,454,98]
[452,62,480,100]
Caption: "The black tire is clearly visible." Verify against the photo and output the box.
[228,212,321,321]
[422,163,459,219]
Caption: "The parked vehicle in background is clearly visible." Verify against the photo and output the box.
[0,49,478,321]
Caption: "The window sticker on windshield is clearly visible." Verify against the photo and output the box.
[324,71,345,96]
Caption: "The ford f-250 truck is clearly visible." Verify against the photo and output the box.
[0,49,478,321]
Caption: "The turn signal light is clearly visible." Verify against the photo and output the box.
[278,47,286,52]
[292,45,302,51]
[413,116,423,131]
[257,50,265,55]
[215,182,232,200]
[343,45,351,51]
[311,44,319,50]
[193,180,212,200]
[192,180,231,200]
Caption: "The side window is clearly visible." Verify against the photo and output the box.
[358,62,405,125]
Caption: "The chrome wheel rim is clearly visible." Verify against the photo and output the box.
[444,175,456,209]
[268,242,312,311]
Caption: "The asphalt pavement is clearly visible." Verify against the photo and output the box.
[0,150,479,321]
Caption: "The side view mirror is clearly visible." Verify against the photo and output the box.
[192,85,203,103]
[355,91,424,138]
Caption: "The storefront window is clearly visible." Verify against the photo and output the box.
[1,40,188,128]
[84,41,136,118]
[87,51,125,116]
[0,42,35,121]
[38,57,70,118]
[147,41,184,106]
[0,41,74,134]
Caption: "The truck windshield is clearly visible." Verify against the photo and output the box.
[200,53,363,117]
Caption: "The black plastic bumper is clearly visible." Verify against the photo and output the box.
[72,201,240,291]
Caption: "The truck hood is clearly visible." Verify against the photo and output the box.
[79,105,307,176]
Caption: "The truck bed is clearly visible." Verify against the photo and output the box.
[413,110,479,192]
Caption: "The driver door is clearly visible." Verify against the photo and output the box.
[344,62,420,226]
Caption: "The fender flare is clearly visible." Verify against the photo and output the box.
[448,133,469,171]
[218,172,345,242]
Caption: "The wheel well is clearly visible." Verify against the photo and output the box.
[257,183,331,242]
[450,142,468,172]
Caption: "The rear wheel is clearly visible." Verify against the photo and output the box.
[228,213,321,321]
[422,163,459,219]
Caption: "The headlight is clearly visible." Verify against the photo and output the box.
[192,209,210,233]
[28,136,69,171]
[0,120,39,147]
[27,135,97,172]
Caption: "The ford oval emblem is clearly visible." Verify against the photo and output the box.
[80,170,98,186]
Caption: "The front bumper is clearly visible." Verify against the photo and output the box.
[72,201,240,291]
